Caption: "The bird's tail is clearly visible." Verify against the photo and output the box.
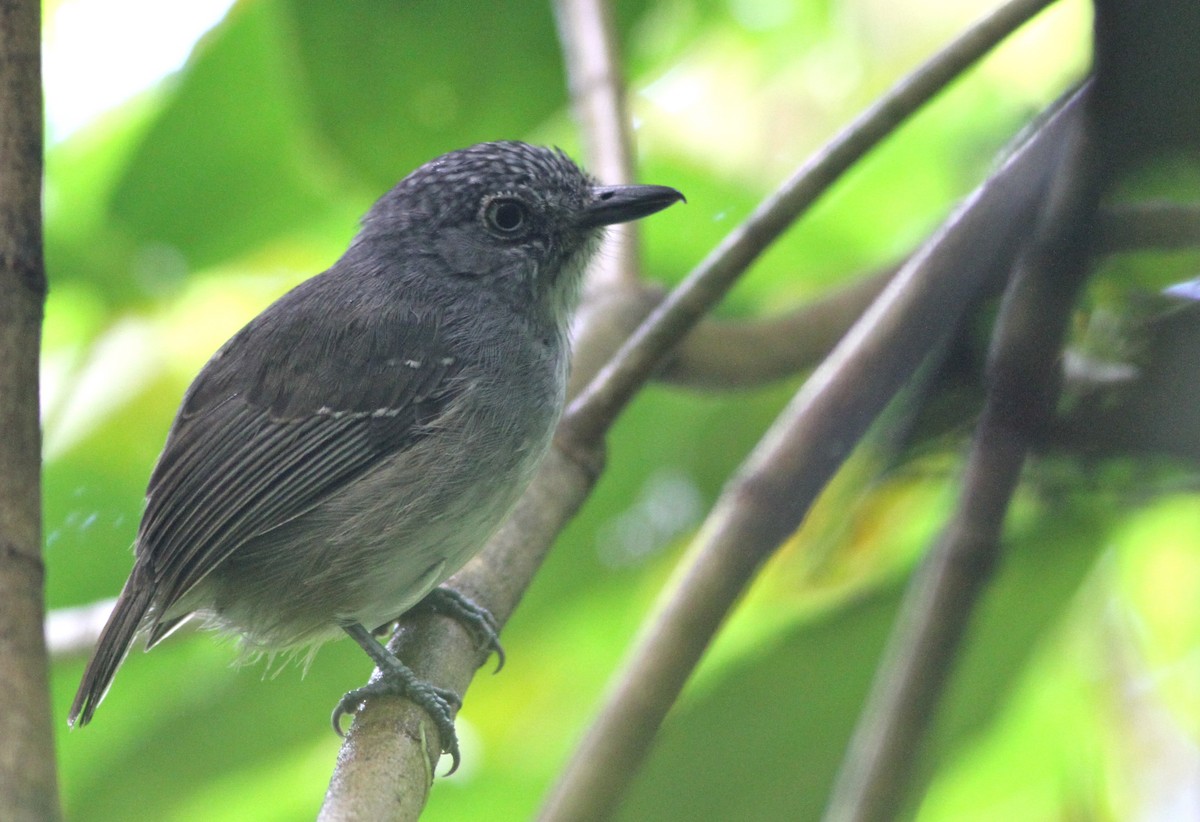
[68,570,154,727]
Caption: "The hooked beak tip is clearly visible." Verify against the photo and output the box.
[579,184,685,229]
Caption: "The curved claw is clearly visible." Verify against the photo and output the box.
[331,689,368,738]
[419,587,506,672]
[338,621,468,773]
[330,677,463,774]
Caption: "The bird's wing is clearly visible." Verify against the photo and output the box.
[137,274,466,617]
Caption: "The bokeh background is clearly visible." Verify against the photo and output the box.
[42,0,1200,819]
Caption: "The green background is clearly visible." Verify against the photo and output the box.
[43,0,1200,819]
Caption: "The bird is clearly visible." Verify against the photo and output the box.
[68,141,683,771]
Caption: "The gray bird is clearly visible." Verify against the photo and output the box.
[69,141,682,770]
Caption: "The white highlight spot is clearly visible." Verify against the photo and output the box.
[45,0,236,140]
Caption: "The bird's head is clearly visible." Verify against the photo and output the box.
[355,141,683,325]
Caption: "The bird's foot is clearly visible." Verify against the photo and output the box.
[336,622,463,774]
[415,587,505,672]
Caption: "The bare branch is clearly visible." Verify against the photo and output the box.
[824,88,1108,822]
[657,267,895,389]
[658,199,1200,390]
[538,74,1086,822]
[559,0,1061,447]
[553,0,635,189]
[0,0,61,819]
[826,0,1200,810]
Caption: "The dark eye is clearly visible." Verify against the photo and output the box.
[483,197,530,236]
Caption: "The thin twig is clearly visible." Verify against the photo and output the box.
[578,193,1200,391]
[552,0,661,394]
[538,78,1087,822]
[658,267,895,388]
[656,198,1200,389]
[560,0,1061,446]
[553,0,635,188]
[554,0,641,289]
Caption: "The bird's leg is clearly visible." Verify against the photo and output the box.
[411,586,505,672]
[334,621,463,774]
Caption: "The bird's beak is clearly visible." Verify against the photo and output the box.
[577,184,685,229]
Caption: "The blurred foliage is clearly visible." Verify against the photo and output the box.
[43,0,1200,820]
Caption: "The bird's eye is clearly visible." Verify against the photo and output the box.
[483,197,530,237]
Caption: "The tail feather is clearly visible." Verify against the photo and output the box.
[68,572,154,727]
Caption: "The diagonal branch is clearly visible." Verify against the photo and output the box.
[656,198,1200,390]
[537,82,1085,822]
[824,0,1200,814]
[559,0,1061,446]
[823,87,1108,822]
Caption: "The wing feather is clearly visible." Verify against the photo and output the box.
[133,270,465,622]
